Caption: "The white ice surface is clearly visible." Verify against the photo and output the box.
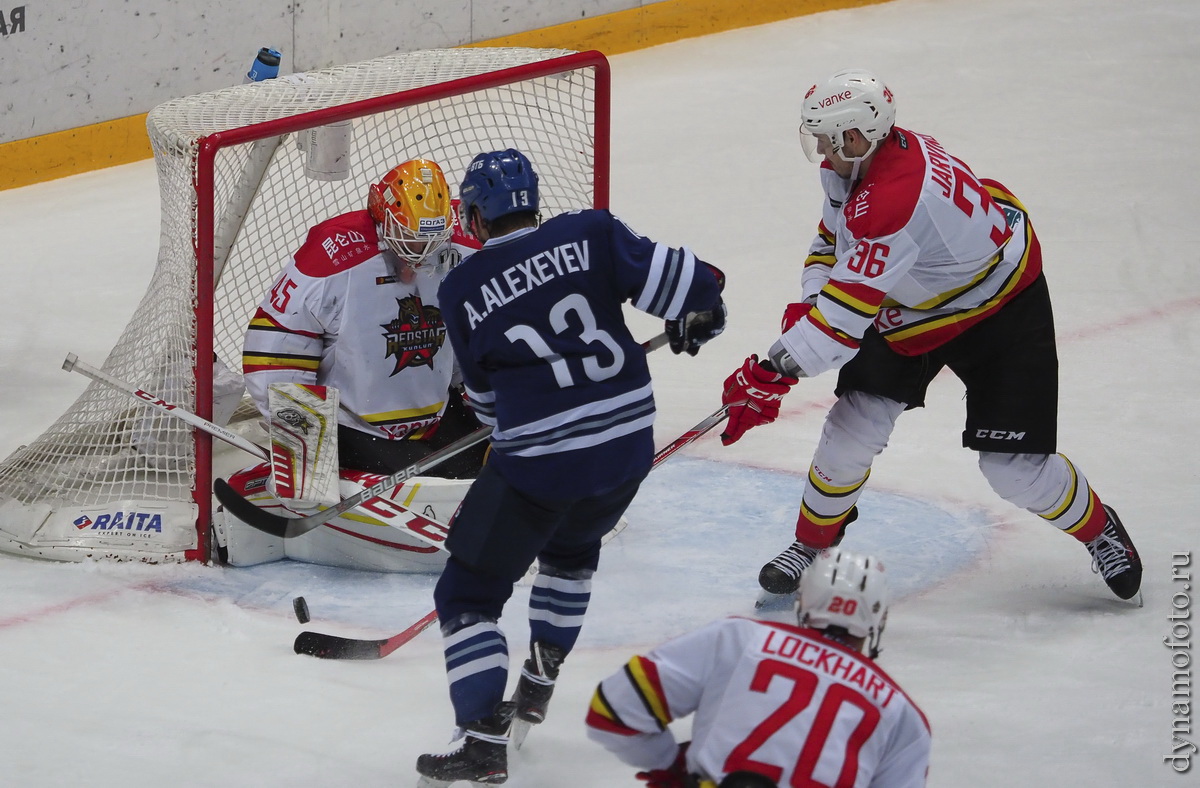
[1,0,1197,785]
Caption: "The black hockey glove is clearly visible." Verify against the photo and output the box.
[666,299,727,356]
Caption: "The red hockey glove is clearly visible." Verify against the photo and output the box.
[720,355,797,445]
[635,743,690,788]
[781,301,814,332]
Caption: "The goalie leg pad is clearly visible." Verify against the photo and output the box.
[217,464,286,566]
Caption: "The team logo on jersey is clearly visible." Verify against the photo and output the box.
[381,295,445,375]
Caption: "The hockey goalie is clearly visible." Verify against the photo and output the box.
[214,158,487,573]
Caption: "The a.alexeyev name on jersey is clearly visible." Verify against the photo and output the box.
[462,241,590,328]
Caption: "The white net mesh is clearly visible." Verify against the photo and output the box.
[0,48,605,562]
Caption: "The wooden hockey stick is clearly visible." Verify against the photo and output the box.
[293,401,730,660]
[215,333,671,541]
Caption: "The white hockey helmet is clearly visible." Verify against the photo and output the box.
[799,69,896,163]
[797,549,890,658]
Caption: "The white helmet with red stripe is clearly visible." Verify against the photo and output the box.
[797,548,890,658]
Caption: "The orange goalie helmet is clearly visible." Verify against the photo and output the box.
[367,159,453,266]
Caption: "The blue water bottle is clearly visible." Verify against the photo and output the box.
[245,47,282,83]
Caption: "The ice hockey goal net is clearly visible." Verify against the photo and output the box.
[0,48,610,563]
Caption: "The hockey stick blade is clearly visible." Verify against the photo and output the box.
[294,609,439,660]
[294,631,388,660]
[214,477,292,538]
[293,403,728,662]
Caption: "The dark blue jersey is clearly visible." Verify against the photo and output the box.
[438,209,723,500]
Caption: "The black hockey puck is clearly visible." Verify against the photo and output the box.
[292,596,311,624]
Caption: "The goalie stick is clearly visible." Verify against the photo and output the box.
[292,401,730,661]
[215,332,671,541]
[215,424,493,539]
[62,353,462,552]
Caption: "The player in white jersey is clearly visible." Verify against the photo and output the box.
[587,549,929,788]
[214,159,485,572]
[719,69,1141,602]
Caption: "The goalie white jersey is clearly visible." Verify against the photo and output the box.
[587,617,930,787]
[242,209,476,441]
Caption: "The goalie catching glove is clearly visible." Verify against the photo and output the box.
[666,299,727,356]
[720,355,797,445]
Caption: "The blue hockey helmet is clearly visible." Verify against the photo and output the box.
[458,149,540,229]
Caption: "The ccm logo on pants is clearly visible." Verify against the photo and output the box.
[976,429,1027,440]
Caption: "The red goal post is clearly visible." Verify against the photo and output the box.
[0,48,610,564]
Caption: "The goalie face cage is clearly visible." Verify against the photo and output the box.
[0,48,610,564]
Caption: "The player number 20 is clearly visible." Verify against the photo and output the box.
[828,595,857,615]
[504,294,625,387]
[724,659,881,785]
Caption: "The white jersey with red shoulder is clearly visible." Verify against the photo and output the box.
[586,616,930,788]
[780,127,1044,377]
[242,207,479,440]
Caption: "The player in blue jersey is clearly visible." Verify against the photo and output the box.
[416,148,727,786]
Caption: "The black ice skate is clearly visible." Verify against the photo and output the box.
[416,714,509,787]
[505,641,566,749]
[1084,505,1142,601]
[514,641,566,723]
[758,540,822,595]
